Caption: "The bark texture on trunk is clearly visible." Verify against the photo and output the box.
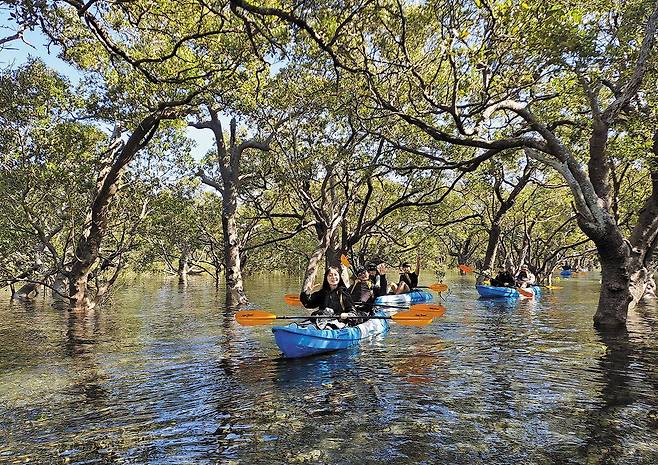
[480,164,533,283]
[302,228,333,293]
[479,223,502,284]
[581,181,656,329]
[326,227,343,270]
[595,256,653,329]
[52,273,68,302]
[178,247,190,285]
[223,193,247,307]
[68,115,162,309]
[195,110,274,306]
[642,276,656,301]
[590,132,658,328]
[302,212,345,292]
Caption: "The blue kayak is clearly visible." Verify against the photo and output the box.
[272,310,390,358]
[374,289,433,305]
[271,290,432,358]
[560,270,572,277]
[476,285,541,299]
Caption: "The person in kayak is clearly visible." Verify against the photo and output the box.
[515,264,536,288]
[351,264,388,315]
[299,266,367,329]
[391,255,420,294]
[366,261,388,297]
[491,264,516,287]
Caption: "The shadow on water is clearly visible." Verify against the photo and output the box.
[272,349,359,389]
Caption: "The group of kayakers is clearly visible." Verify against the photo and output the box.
[298,257,421,330]
[489,263,536,288]
[296,256,540,330]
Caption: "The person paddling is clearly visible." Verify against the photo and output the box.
[351,264,388,316]
[391,255,420,294]
[299,266,366,329]
[491,264,516,287]
[515,264,536,288]
[366,262,388,298]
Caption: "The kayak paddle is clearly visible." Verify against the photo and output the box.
[340,254,351,267]
[418,283,449,292]
[410,303,446,316]
[283,294,446,315]
[235,310,434,326]
[516,287,534,297]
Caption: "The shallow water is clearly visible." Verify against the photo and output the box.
[1,272,658,464]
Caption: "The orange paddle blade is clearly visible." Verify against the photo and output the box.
[340,254,351,267]
[391,311,433,326]
[458,264,474,273]
[410,303,446,317]
[235,310,277,326]
[517,287,533,298]
[427,283,448,292]
[284,294,302,305]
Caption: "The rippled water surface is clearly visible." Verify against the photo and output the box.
[2,272,658,464]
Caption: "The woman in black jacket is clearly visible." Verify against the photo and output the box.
[299,266,366,328]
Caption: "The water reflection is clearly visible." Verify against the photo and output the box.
[573,329,634,464]
[64,308,110,404]
[578,303,658,464]
[0,273,658,464]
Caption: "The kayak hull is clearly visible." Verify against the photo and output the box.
[272,311,390,358]
[374,289,433,305]
[272,290,432,358]
[476,285,541,299]
[560,270,572,277]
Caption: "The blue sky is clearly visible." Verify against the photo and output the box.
[1,11,214,160]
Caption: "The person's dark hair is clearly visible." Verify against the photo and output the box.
[401,262,411,268]
[322,266,346,290]
[366,262,377,272]
[356,265,367,275]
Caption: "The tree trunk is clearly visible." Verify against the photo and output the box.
[480,164,533,284]
[14,282,39,300]
[326,228,343,269]
[590,138,658,328]
[52,273,68,303]
[595,254,650,329]
[302,228,333,292]
[194,112,274,307]
[223,184,247,307]
[642,276,656,301]
[68,114,162,309]
[480,222,502,284]
[213,261,222,289]
[178,247,190,285]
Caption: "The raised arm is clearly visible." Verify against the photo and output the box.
[300,288,323,309]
